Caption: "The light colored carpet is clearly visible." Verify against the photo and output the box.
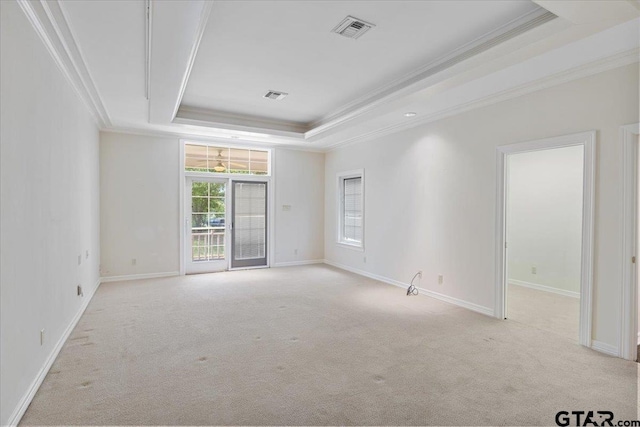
[20,265,637,426]
[507,283,579,342]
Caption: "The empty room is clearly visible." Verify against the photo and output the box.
[1,1,639,426]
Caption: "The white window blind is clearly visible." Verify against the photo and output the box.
[234,182,266,260]
[342,176,362,244]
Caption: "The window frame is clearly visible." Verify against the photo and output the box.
[336,169,365,251]
[183,141,272,177]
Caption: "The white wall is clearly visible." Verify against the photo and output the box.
[100,132,181,278]
[507,146,583,294]
[274,149,325,265]
[99,133,325,276]
[0,1,101,425]
[324,63,639,349]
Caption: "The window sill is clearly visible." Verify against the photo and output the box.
[336,241,364,252]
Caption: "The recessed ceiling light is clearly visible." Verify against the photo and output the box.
[404,112,417,117]
[230,136,239,139]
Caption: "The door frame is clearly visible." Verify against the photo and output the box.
[184,176,230,274]
[494,130,596,348]
[179,140,275,275]
[621,123,639,361]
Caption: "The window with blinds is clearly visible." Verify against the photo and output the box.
[338,171,364,248]
[184,143,270,176]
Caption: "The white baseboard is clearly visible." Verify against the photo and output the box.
[100,271,179,283]
[591,340,619,357]
[323,260,494,317]
[509,279,580,299]
[7,278,101,426]
[273,259,324,268]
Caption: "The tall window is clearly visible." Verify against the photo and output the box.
[184,143,270,175]
[338,170,364,249]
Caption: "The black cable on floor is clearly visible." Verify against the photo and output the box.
[407,271,421,296]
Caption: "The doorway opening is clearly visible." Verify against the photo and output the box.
[495,131,595,348]
[505,146,583,341]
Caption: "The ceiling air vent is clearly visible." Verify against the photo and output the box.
[263,90,288,101]
[332,15,375,40]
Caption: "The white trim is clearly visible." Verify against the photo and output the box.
[621,123,640,361]
[100,271,179,283]
[171,2,213,122]
[6,279,101,427]
[273,260,325,268]
[144,0,152,100]
[324,260,494,317]
[495,131,596,349]
[179,141,186,275]
[176,106,308,136]
[509,280,580,299]
[268,151,276,268]
[325,48,639,152]
[637,332,640,346]
[183,141,273,176]
[307,9,556,138]
[336,169,365,250]
[184,176,229,274]
[17,0,111,128]
[179,140,275,274]
[591,340,619,357]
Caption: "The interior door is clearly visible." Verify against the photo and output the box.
[231,181,268,268]
[185,178,228,274]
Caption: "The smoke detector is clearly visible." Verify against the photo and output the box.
[264,90,288,101]
[332,16,375,39]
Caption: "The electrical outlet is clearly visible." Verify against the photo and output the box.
[438,275,444,285]
[85,250,89,259]
[531,266,537,274]
[77,255,82,265]
[77,285,83,297]
[131,258,137,266]
[363,256,367,263]
[294,249,298,255]
[40,329,45,346]
[282,205,291,211]
[417,271,423,278]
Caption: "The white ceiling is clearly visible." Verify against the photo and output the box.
[181,1,541,127]
[60,0,148,127]
[47,0,640,150]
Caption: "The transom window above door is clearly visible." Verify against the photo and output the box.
[185,143,270,176]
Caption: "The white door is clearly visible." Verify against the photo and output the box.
[185,178,228,274]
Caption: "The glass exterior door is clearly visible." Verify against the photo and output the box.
[185,178,228,274]
[231,181,267,268]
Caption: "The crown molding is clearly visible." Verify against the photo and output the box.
[304,8,557,139]
[17,0,111,128]
[100,126,324,153]
[173,114,306,140]
[176,105,309,134]
[169,1,213,122]
[173,7,558,141]
[325,47,639,151]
